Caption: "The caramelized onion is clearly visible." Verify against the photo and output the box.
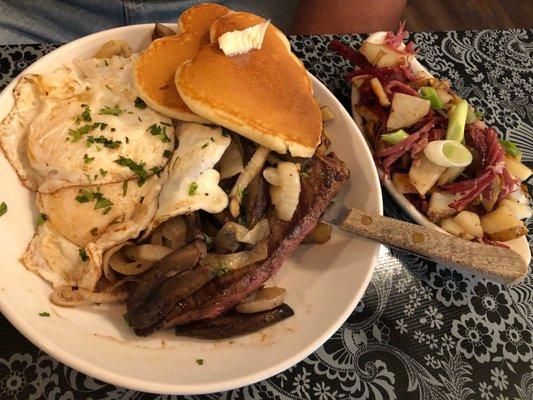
[150,216,187,249]
[215,219,269,251]
[263,162,301,221]
[203,241,268,271]
[122,244,173,262]
[50,285,128,306]
[236,287,287,314]
[109,251,153,276]
[220,139,244,180]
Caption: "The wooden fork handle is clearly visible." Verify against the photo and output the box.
[336,208,527,285]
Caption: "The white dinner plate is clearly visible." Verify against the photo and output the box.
[350,32,531,266]
[0,24,382,394]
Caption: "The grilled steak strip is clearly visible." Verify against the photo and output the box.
[157,153,349,331]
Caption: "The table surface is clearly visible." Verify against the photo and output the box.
[0,29,532,400]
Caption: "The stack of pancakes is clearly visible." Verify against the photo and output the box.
[134,3,322,158]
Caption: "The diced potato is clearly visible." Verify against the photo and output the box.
[354,105,379,123]
[437,166,466,185]
[488,225,528,242]
[440,217,474,240]
[453,211,483,238]
[303,222,332,244]
[500,199,533,220]
[427,191,461,222]
[510,187,529,205]
[360,42,411,68]
[480,178,501,212]
[387,93,431,131]
[351,76,366,88]
[408,154,447,196]
[370,78,391,107]
[93,40,132,58]
[504,155,532,181]
[481,206,523,235]
[320,106,334,122]
[392,172,417,194]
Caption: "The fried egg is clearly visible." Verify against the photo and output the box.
[25,176,162,290]
[151,122,230,228]
[1,55,175,193]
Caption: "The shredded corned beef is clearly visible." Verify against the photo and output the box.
[498,168,517,202]
[328,40,371,69]
[443,127,509,211]
[482,235,510,249]
[385,80,419,97]
[384,21,416,54]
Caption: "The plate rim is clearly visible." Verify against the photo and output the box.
[0,24,383,394]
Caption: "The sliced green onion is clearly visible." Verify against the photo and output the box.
[446,99,469,142]
[424,140,473,168]
[418,86,443,110]
[499,139,522,157]
[381,129,409,145]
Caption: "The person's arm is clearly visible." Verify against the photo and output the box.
[290,0,407,34]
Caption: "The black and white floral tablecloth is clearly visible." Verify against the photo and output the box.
[0,29,532,400]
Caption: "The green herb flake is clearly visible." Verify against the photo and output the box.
[80,105,92,122]
[203,233,213,245]
[123,313,132,326]
[68,124,93,142]
[103,206,112,215]
[202,143,209,149]
[188,182,198,196]
[147,124,170,143]
[195,359,204,365]
[114,156,148,185]
[122,180,128,196]
[38,312,50,317]
[37,213,47,226]
[83,153,95,164]
[212,262,228,277]
[104,59,109,67]
[90,227,98,236]
[75,189,95,203]
[134,97,147,109]
[0,202,7,217]
[300,170,310,178]
[163,149,173,159]
[79,248,89,262]
[221,129,230,137]
[99,104,123,116]
[210,137,215,142]
[86,135,121,149]
[94,196,113,210]
[235,185,245,198]
[99,168,108,177]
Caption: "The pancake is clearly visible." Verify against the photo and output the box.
[134,3,229,122]
[175,12,322,157]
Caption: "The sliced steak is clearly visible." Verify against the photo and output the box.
[157,153,349,330]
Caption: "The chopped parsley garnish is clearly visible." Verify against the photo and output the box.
[147,123,170,143]
[203,233,213,245]
[212,264,228,277]
[122,180,128,196]
[92,122,108,131]
[103,207,112,215]
[79,248,89,262]
[196,359,204,365]
[475,110,484,120]
[111,128,117,132]
[76,105,92,123]
[114,156,148,185]
[99,168,108,177]
[134,97,147,109]
[38,312,50,317]
[94,192,114,209]
[0,202,6,217]
[99,104,123,116]
[68,124,93,142]
[90,227,98,236]
[37,213,47,226]
[221,128,230,137]
[188,182,198,196]
[202,143,209,149]
[75,189,95,203]
[86,135,121,149]
[161,122,172,127]
[150,166,162,176]
[163,149,173,159]
[235,185,245,198]
[104,59,108,66]
[300,170,310,178]
[83,153,95,164]
[210,137,215,142]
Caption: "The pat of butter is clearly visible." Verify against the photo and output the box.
[218,21,270,56]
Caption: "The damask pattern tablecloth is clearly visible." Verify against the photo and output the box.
[0,30,532,400]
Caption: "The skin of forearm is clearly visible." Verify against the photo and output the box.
[290,0,407,34]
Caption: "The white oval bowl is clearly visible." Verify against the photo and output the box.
[351,32,530,265]
[0,24,382,394]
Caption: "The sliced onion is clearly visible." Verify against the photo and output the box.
[215,219,270,251]
[102,241,134,283]
[220,139,244,179]
[122,244,173,262]
[236,287,286,313]
[150,216,187,249]
[109,251,153,276]
[263,162,301,221]
[51,285,128,306]
[203,241,268,271]
[229,146,270,217]
[424,140,473,168]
